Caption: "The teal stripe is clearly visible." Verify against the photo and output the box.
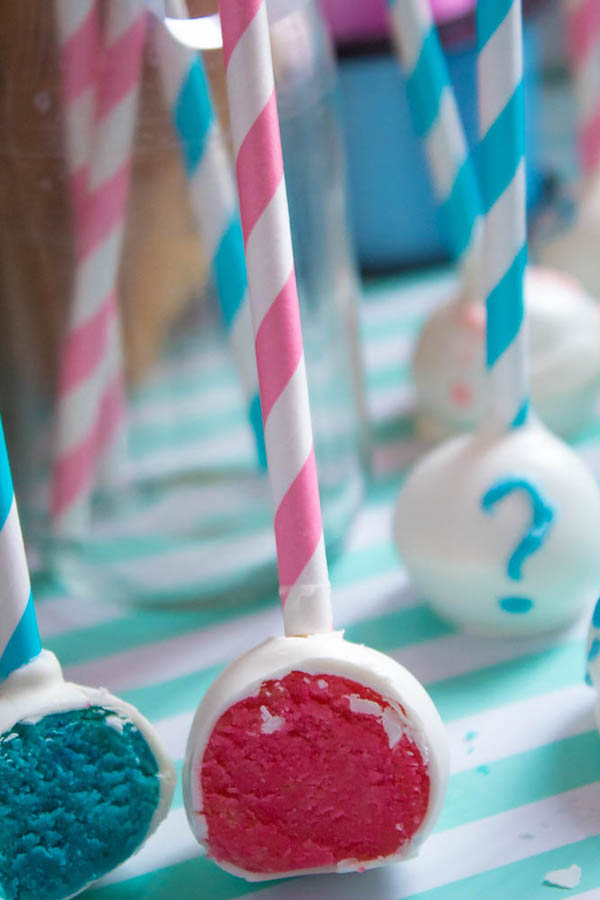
[512,398,529,427]
[404,27,446,137]
[479,82,526,214]
[174,59,214,175]
[249,393,267,468]
[0,419,14,530]
[476,0,515,51]
[213,218,247,327]
[486,243,527,368]
[0,592,41,681]
[439,157,482,260]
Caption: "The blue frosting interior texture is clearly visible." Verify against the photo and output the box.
[0,705,160,900]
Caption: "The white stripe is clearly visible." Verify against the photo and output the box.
[488,327,529,426]
[105,0,144,43]
[37,595,126,639]
[225,4,274,157]
[388,0,432,74]
[283,536,331,636]
[478,2,523,138]
[0,500,31,657]
[55,304,121,456]
[264,356,313,508]
[576,49,600,124]
[55,0,93,42]
[242,783,600,899]
[153,18,195,106]
[425,86,468,201]
[244,180,295,330]
[189,127,237,259]
[448,682,595,774]
[69,226,124,328]
[229,295,259,395]
[89,88,141,189]
[481,159,527,296]
[64,90,95,174]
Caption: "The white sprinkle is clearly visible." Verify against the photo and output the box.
[543,864,581,889]
[348,695,383,718]
[260,706,284,734]
[1,733,18,743]
[104,715,126,734]
[317,679,328,689]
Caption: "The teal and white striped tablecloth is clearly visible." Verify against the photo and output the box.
[34,268,600,900]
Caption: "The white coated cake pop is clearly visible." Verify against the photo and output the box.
[184,633,449,880]
[537,174,600,301]
[413,266,600,441]
[395,420,600,637]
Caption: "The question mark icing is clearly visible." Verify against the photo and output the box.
[481,478,555,614]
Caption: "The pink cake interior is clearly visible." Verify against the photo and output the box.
[199,671,430,874]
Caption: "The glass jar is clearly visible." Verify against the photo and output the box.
[0,0,364,605]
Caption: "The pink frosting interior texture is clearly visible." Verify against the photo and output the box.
[199,671,430,874]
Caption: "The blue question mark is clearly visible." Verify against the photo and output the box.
[481,478,555,614]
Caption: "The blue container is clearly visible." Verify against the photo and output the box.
[337,26,542,271]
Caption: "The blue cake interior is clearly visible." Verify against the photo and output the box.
[0,705,160,900]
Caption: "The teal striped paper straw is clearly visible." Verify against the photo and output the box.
[388,0,483,271]
[154,3,266,467]
[0,419,41,681]
[477,0,529,429]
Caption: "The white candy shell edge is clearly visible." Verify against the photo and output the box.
[0,650,176,899]
[183,632,449,881]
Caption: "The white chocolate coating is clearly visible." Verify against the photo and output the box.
[413,266,600,440]
[395,421,600,637]
[183,632,449,881]
[537,174,600,300]
[0,650,176,879]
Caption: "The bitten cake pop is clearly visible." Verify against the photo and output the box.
[413,265,600,440]
[395,0,600,638]
[0,419,175,900]
[183,0,449,880]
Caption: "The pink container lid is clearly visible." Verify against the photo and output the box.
[318,0,476,43]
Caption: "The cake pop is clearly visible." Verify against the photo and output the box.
[395,0,600,638]
[183,0,449,878]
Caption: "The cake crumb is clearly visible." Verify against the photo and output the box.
[543,864,581,889]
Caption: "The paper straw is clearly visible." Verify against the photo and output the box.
[0,418,41,682]
[477,0,529,431]
[388,0,483,276]
[54,1,102,235]
[218,0,332,637]
[153,0,266,466]
[52,2,147,533]
[564,0,600,178]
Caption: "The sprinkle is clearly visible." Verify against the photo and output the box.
[543,864,581,889]
[260,706,284,734]
[477,765,490,775]
[464,730,478,742]
[317,679,328,689]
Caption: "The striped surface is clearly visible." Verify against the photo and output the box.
[477,0,529,430]
[565,0,600,176]
[153,2,265,465]
[219,0,331,637]
[52,2,147,533]
[387,0,482,270]
[0,419,41,682]
[27,266,600,899]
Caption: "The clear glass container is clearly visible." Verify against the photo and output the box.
[0,0,364,605]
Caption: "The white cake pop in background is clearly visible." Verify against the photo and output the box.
[536,172,600,303]
[395,420,600,637]
[413,266,600,440]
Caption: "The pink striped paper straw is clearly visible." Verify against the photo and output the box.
[219,0,332,637]
[565,0,600,176]
[53,2,147,533]
[54,1,101,232]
